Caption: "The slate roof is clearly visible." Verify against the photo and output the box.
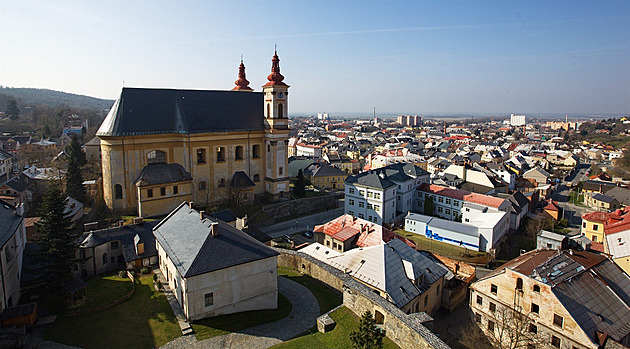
[208,209,237,224]
[1,177,33,193]
[345,162,427,189]
[153,202,278,278]
[312,164,347,178]
[418,183,506,208]
[97,88,265,136]
[79,221,159,262]
[134,163,193,186]
[604,187,630,206]
[0,200,22,248]
[590,193,617,204]
[230,171,255,188]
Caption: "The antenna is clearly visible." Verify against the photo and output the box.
[274,43,277,52]
[240,54,243,62]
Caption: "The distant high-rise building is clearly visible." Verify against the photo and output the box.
[396,115,422,126]
[317,112,329,120]
[510,114,526,126]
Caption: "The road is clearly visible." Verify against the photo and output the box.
[260,207,344,238]
[552,183,590,231]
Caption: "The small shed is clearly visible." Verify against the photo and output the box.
[0,303,37,328]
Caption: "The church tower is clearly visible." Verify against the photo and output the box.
[263,50,290,197]
[232,57,253,91]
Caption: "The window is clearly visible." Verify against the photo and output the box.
[359,201,365,208]
[147,189,154,198]
[114,184,123,199]
[111,241,119,250]
[487,320,495,331]
[147,150,166,164]
[199,181,207,191]
[348,211,354,216]
[349,199,355,206]
[102,253,108,265]
[424,295,428,306]
[160,187,166,196]
[446,199,451,204]
[173,185,178,194]
[368,203,373,210]
[279,167,283,175]
[358,213,364,219]
[531,303,539,314]
[592,235,598,242]
[205,293,214,307]
[533,285,540,292]
[582,222,586,228]
[278,103,284,118]
[528,324,538,334]
[476,295,483,305]
[454,200,459,206]
[252,144,260,159]
[516,278,523,291]
[359,190,365,196]
[375,193,381,199]
[593,224,598,231]
[551,335,561,348]
[267,144,271,152]
[349,188,355,194]
[111,256,115,264]
[489,302,496,312]
[445,209,450,215]
[253,174,260,182]
[475,313,482,322]
[438,197,443,203]
[375,205,380,212]
[235,146,243,160]
[218,179,226,187]
[197,148,206,164]
[217,147,226,162]
[267,103,271,118]
[491,284,497,294]
[553,314,563,328]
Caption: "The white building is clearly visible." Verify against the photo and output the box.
[154,202,279,321]
[0,202,26,310]
[345,163,430,225]
[510,113,526,126]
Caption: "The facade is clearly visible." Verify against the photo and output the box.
[470,249,630,349]
[344,163,430,225]
[580,211,608,243]
[307,163,348,190]
[605,228,630,276]
[584,192,620,212]
[397,115,422,127]
[510,114,526,126]
[536,230,564,250]
[97,53,290,216]
[155,202,279,320]
[0,202,26,311]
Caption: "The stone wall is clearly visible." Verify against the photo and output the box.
[263,194,341,219]
[276,249,450,349]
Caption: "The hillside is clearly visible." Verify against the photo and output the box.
[0,87,114,111]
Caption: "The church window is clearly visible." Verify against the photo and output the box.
[267,103,271,118]
[218,179,226,187]
[253,174,260,182]
[147,189,153,198]
[197,149,206,164]
[114,184,123,199]
[198,181,207,191]
[252,145,260,159]
[235,146,243,160]
[147,150,166,164]
[160,187,166,196]
[278,103,284,118]
[173,185,178,194]
[217,147,226,162]
[279,167,283,175]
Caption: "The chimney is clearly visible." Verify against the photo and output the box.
[16,203,24,217]
[199,210,205,220]
[211,223,218,237]
[189,201,194,209]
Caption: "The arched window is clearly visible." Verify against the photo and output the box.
[252,145,260,159]
[114,184,123,199]
[235,146,243,160]
[102,253,108,265]
[278,103,284,118]
[267,103,271,118]
[253,174,260,182]
[147,150,166,164]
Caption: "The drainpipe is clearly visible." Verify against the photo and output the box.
[0,245,6,309]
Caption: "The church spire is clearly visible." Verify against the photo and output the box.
[263,48,287,87]
[232,56,253,91]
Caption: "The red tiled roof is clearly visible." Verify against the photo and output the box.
[417,183,506,208]
[314,214,403,246]
[582,211,616,223]
[544,200,560,212]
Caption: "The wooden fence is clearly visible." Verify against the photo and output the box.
[65,271,136,318]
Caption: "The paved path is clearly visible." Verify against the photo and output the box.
[156,271,194,335]
[261,207,344,238]
[161,276,319,349]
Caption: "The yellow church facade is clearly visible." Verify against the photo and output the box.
[97,53,290,217]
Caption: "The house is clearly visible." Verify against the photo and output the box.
[302,239,448,315]
[65,196,84,224]
[0,202,26,310]
[470,249,630,349]
[584,193,620,212]
[542,200,562,221]
[603,187,630,208]
[604,228,630,276]
[313,214,415,252]
[155,202,279,320]
[84,136,101,162]
[523,167,550,186]
[306,163,348,191]
[133,163,194,217]
[536,230,564,250]
[581,211,610,243]
[582,180,617,195]
[0,177,34,212]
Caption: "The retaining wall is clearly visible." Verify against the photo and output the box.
[263,194,341,219]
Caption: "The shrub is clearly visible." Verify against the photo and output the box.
[152,274,158,282]
[156,280,162,290]
[140,267,149,274]
[118,270,127,279]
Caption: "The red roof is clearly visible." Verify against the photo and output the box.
[417,183,506,208]
[544,200,560,212]
[582,211,616,224]
[313,214,413,247]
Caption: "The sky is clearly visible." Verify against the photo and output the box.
[1,0,629,116]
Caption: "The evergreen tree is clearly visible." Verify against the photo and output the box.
[42,124,52,138]
[35,182,79,293]
[424,196,434,216]
[65,135,87,202]
[67,134,87,167]
[350,311,386,349]
[5,99,20,120]
[294,169,306,197]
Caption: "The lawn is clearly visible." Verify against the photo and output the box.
[44,275,181,349]
[278,267,343,314]
[69,275,132,310]
[191,293,292,340]
[396,229,489,265]
[272,307,399,349]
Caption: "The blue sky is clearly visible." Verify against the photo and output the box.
[1,0,629,115]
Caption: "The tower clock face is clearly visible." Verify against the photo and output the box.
[278,92,284,98]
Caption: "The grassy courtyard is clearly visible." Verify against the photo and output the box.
[273,307,399,349]
[69,275,133,310]
[278,267,343,314]
[396,229,489,264]
[44,274,181,349]
[191,293,292,340]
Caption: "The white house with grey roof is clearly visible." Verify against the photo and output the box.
[154,202,279,320]
[0,201,25,311]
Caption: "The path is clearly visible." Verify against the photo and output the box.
[161,276,319,349]
[260,207,344,239]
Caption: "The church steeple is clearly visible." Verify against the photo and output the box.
[263,49,288,87]
[232,57,253,91]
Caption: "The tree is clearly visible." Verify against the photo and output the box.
[473,306,546,349]
[65,135,86,202]
[294,169,306,197]
[35,182,79,294]
[41,124,52,138]
[5,99,20,120]
[350,311,386,349]
[424,196,434,216]
[67,134,87,167]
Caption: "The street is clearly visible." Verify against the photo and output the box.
[552,183,590,231]
[260,207,344,238]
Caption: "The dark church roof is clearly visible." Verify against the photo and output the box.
[97,88,265,136]
[134,163,193,186]
[230,171,255,188]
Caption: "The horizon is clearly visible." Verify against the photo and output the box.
[2,1,629,114]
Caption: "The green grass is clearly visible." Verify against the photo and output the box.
[272,307,399,349]
[278,267,342,314]
[44,275,181,349]
[191,293,292,340]
[396,230,489,264]
[69,275,133,310]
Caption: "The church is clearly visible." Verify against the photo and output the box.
[97,52,290,217]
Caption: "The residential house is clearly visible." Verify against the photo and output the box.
[0,177,34,212]
[604,187,630,208]
[307,163,348,191]
[134,162,194,217]
[84,136,101,162]
[470,249,630,349]
[155,202,279,320]
[536,230,564,250]
[581,211,610,243]
[0,202,26,310]
[584,193,620,212]
[523,167,550,186]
